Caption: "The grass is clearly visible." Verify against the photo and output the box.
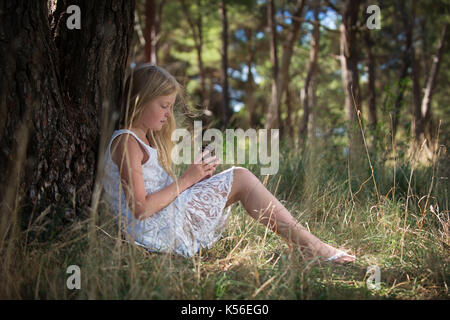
[0,138,448,300]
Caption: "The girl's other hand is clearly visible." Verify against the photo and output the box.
[200,152,219,182]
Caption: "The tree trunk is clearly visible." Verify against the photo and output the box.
[145,0,156,62]
[420,23,447,133]
[219,0,232,125]
[285,86,294,141]
[419,17,430,86]
[279,0,306,139]
[0,0,62,223]
[392,0,414,140]
[339,0,365,178]
[0,0,135,221]
[244,28,257,128]
[307,70,318,148]
[180,0,208,109]
[299,1,319,148]
[364,24,377,147]
[266,0,305,133]
[144,0,164,63]
[413,23,448,161]
[265,0,279,130]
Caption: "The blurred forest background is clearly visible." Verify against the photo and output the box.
[0,0,449,299]
[133,0,449,160]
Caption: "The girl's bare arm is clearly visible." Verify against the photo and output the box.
[111,134,192,220]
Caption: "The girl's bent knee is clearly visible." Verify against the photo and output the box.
[235,167,255,180]
[234,167,260,188]
[235,166,251,175]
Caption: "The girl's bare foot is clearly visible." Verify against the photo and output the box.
[300,241,356,264]
[300,242,356,264]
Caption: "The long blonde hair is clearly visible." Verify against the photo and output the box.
[120,63,181,180]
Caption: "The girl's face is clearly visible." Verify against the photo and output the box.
[136,92,176,131]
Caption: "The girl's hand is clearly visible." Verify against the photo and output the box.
[180,150,219,187]
[200,153,219,182]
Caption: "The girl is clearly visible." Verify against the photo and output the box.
[102,63,356,264]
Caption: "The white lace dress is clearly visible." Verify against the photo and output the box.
[102,129,236,258]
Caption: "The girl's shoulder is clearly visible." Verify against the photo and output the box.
[110,132,149,167]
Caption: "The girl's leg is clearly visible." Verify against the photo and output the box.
[225,167,354,262]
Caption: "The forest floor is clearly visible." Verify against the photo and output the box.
[1,144,448,300]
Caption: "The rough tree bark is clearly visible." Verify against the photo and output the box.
[0,0,135,222]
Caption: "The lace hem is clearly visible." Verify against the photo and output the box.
[136,166,236,257]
